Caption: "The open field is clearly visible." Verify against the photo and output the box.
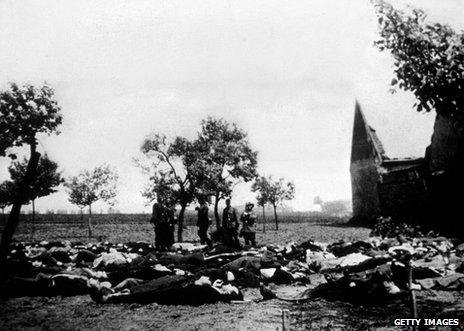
[2,215,461,330]
[2,213,357,244]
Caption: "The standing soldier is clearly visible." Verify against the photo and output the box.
[222,198,239,247]
[195,196,212,247]
[164,205,176,249]
[150,200,165,251]
[240,202,257,246]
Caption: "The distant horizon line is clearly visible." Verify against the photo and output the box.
[5,208,352,215]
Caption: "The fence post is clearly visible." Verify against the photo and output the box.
[282,309,290,331]
[407,260,418,331]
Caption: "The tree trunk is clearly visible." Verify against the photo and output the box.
[262,205,266,233]
[32,199,35,223]
[177,203,187,242]
[88,204,92,240]
[0,144,40,261]
[214,192,221,229]
[31,199,36,240]
[273,204,278,231]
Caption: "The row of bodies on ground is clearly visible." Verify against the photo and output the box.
[2,221,464,308]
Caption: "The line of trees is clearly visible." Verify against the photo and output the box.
[0,156,119,241]
[136,118,298,241]
[0,81,295,249]
[0,83,120,256]
[1,1,462,253]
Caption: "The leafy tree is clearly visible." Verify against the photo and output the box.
[0,82,62,258]
[196,117,258,228]
[0,181,15,220]
[252,176,295,230]
[65,165,118,239]
[141,172,178,208]
[8,154,63,227]
[138,134,200,242]
[372,0,464,125]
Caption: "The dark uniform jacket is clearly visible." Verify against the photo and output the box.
[240,211,256,233]
[196,203,209,228]
[151,203,164,224]
[222,206,238,229]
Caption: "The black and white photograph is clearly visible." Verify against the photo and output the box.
[1,0,463,329]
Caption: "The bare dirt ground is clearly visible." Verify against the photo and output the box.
[2,288,463,330]
[6,214,360,245]
[1,218,462,330]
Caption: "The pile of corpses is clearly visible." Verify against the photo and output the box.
[1,235,464,306]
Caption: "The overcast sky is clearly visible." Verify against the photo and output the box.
[1,0,463,213]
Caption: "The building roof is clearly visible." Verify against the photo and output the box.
[369,126,387,159]
[351,101,387,162]
[381,157,424,172]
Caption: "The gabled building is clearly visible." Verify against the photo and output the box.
[350,101,464,234]
[350,101,429,224]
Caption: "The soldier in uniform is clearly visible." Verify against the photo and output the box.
[150,199,174,251]
[195,196,212,248]
[222,198,239,247]
[164,206,176,249]
[150,200,164,250]
[240,202,257,246]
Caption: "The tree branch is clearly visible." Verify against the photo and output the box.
[158,150,184,190]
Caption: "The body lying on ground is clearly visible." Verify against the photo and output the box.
[1,233,463,306]
[90,274,243,305]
